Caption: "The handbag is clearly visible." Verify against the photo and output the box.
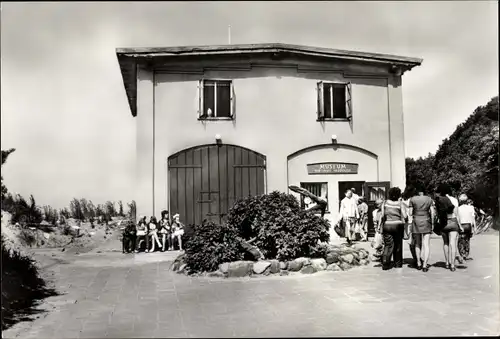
[334,220,345,238]
[372,232,383,250]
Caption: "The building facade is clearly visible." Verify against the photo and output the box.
[117,43,422,240]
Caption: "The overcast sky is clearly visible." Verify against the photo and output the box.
[1,1,498,209]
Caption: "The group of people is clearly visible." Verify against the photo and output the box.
[122,210,185,253]
[337,183,477,272]
[338,187,370,244]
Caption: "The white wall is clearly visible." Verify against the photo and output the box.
[134,62,406,219]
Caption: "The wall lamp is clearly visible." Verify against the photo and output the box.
[331,135,338,144]
[215,134,222,145]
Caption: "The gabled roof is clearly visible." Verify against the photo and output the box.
[116,43,423,117]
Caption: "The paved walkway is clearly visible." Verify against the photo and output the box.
[3,233,499,338]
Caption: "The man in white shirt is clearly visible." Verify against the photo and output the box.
[339,189,359,245]
[457,194,476,260]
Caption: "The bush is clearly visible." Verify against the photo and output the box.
[184,220,243,273]
[1,235,58,330]
[18,229,37,248]
[227,191,330,261]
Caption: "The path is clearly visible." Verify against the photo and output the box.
[3,233,499,338]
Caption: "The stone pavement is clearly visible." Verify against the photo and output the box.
[3,233,499,338]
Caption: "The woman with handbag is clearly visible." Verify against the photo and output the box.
[408,185,435,272]
[380,187,408,270]
[435,184,463,272]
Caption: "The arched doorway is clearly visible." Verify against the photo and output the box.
[168,144,266,225]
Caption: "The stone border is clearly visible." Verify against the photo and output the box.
[171,245,371,278]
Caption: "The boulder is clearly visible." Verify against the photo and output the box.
[339,262,351,271]
[178,264,187,274]
[207,271,225,278]
[269,260,280,274]
[219,262,230,274]
[171,262,181,271]
[295,257,312,266]
[358,251,368,260]
[300,266,317,274]
[253,261,271,274]
[340,254,355,264]
[326,252,341,264]
[279,261,288,270]
[279,270,289,276]
[228,261,254,278]
[262,267,271,276]
[359,259,369,266]
[287,260,303,272]
[351,252,360,260]
[326,263,342,271]
[310,258,327,271]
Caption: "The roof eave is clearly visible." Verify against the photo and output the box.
[116,44,423,118]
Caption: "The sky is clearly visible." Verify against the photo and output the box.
[1,1,498,210]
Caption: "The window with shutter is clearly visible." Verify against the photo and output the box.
[316,82,351,122]
[198,79,234,121]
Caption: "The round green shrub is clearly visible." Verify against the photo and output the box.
[184,220,244,273]
[226,191,330,261]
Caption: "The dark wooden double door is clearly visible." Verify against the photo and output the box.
[168,144,266,226]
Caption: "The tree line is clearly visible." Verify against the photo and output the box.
[406,96,499,218]
[1,149,136,226]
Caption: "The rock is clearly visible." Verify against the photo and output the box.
[262,267,271,276]
[339,262,351,271]
[326,252,341,264]
[351,252,360,260]
[178,264,187,273]
[279,261,288,270]
[295,257,311,266]
[279,270,289,276]
[340,254,354,264]
[300,265,317,274]
[228,261,254,278]
[171,262,181,271]
[358,251,368,260]
[207,271,225,278]
[359,259,369,266]
[310,258,327,271]
[287,260,303,272]
[269,260,280,274]
[219,262,230,274]
[43,232,50,240]
[326,263,342,271]
[253,261,271,274]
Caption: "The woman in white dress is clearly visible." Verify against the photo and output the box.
[171,214,185,251]
[147,216,163,253]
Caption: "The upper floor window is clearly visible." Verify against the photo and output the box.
[317,82,352,121]
[198,79,234,120]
